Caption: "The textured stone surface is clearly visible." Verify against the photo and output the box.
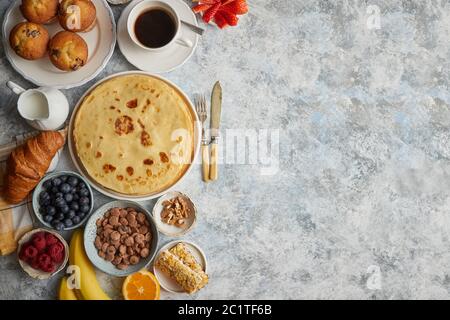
[2,0,450,300]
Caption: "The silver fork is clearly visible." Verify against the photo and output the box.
[195,94,210,182]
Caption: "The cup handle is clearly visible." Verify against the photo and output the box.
[175,37,193,48]
[7,81,26,95]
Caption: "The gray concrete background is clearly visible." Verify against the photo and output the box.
[2,0,450,299]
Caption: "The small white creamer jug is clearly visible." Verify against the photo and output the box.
[7,81,69,131]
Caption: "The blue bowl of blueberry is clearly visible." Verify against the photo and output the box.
[32,171,94,231]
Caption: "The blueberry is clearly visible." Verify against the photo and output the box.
[68,176,79,187]
[72,216,81,225]
[60,175,68,182]
[39,191,50,200]
[43,180,52,189]
[78,188,90,197]
[56,213,65,221]
[73,194,80,201]
[52,177,62,187]
[60,183,71,194]
[78,212,86,219]
[51,186,59,194]
[80,204,90,213]
[39,206,46,215]
[65,210,76,219]
[60,205,70,214]
[64,193,73,203]
[51,220,60,227]
[43,215,53,223]
[46,206,56,216]
[55,197,66,208]
[70,202,79,211]
[79,197,90,206]
[64,219,73,227]
[56,222,65,231]
[40,198,51,206]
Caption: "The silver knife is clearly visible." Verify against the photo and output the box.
[209,81,222,181]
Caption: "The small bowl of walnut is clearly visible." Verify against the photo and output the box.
[153,191,197,237]
[83,200,159,277]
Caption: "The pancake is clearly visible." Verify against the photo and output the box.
[73,74,194,195]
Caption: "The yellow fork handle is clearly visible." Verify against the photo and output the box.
[201,144,210,182]
[209,142,218,181]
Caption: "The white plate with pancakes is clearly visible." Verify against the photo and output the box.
[2,0,116,89]
[68,71,200,201]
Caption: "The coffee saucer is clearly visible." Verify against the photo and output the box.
[117,0,199,73]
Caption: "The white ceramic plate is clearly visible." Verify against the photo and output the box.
[117,0,199,73]
[67,71,201,201]
[2,0,116,89]
[153,240,207,293]
[153,191,197,237]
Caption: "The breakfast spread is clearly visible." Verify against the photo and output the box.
[161,196,192,227]
[4,131,65,204]
[94,207,152,270]
[48,31,88,71]
[19,231,65,273]
[37,174,92,230]
[58,0,97,32]
[73,74,195,196]
[9,22,49,60]
[0,0,237,299]
[155,243,209,294]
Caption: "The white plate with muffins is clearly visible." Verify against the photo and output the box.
[2,0,116,89]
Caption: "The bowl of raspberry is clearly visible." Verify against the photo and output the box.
[32,171,94,231]
[17,228,69,279]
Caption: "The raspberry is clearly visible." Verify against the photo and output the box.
[45,233,59,246]
[30,256,40,270]
[48,243,64,263]
[32,233,46,252]
[19,243,30,261]
[24,245,38,259]
[37,253,51,270]
[41,261,55,273]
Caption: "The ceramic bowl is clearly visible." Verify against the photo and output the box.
[17,228,69,280]
[32,171,94,231]
[153,240,207,293]
[153,191,197,237]
[83,200,159,277]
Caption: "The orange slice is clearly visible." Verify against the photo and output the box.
[122,270,160,300]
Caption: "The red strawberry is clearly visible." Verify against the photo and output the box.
[37,253,51,270]
[193,3,212,13]
[214,11,228,29]
[222,0,248,15]
[45,233,59,246]
[202,2,221,23]
[219,9,239,26]
[32,233,46,252]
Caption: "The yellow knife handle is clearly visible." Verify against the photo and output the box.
[209,142,218,181]
[201,144,210,182]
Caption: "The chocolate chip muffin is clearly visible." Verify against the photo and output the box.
[58,0,97,32]
[9,22,49,60]
[20,0,59,24]
[48,31,88,71]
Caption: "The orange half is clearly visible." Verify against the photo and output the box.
[122,270,160,300]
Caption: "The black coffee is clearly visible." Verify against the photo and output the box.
[134,9,176,48]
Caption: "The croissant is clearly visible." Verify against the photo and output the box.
[4,131,65,204]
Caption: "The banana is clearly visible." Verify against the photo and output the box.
[58,277,78,300]
[68,229,111,300]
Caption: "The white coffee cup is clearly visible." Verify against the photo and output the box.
[127,0,192,51]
